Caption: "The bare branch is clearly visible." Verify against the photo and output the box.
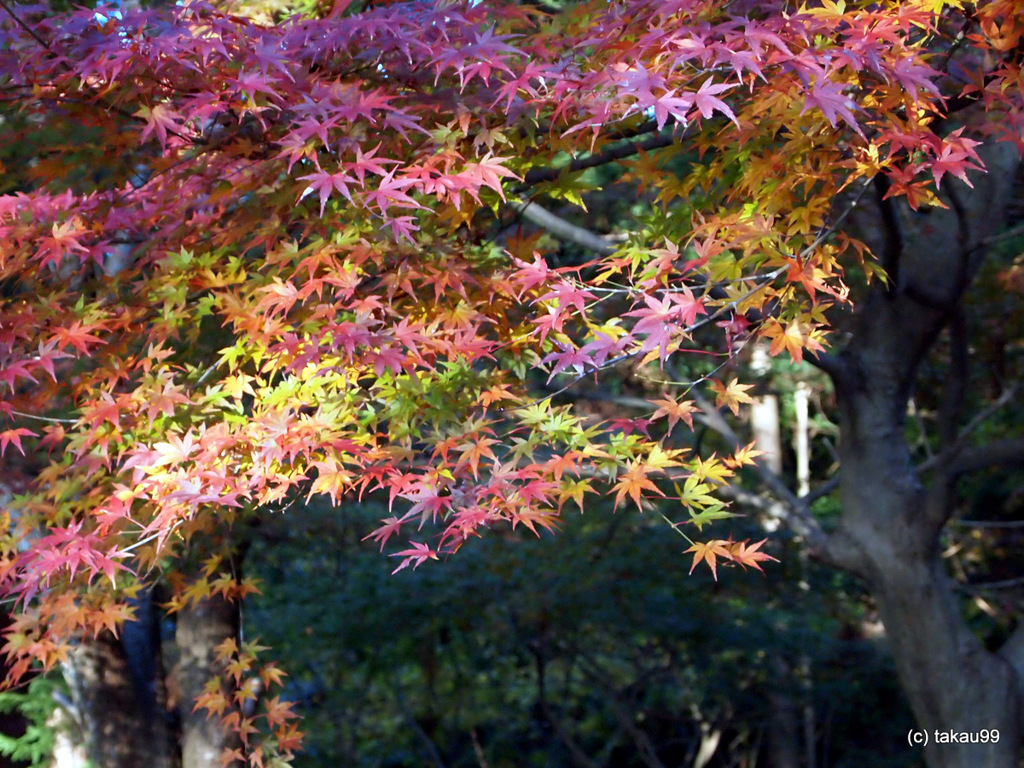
[392,680,449,768]
[951,518,1024,529]
[517,124,685,191]
[799,475,839,506]
[957,575,1024,592]
[918,380,1023,474]
[576,654,668,768]
[976,221,1024,250]
[6,409,78,424]
[513,199,616,255]
[944,438,1024,477]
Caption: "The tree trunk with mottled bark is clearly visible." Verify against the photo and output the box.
[819,141,1024,768]
[174,593,242,768]
[64,630,177,768]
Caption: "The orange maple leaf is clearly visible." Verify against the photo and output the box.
[684,539,733,580]
[723,441,764,469]
[649,395,699,432]
[727,538,778,574]
[763,318,825,363]
[612,460,663,510]
[710,378,754,415]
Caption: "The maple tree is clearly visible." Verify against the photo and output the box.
[1,0,1023,766]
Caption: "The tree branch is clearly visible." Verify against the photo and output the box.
[576,654,667,768]
[0,0,54,54]
[512,199,616,255]
[944,439,1024,477]
[918,380,1022,474]
[516,125,684,191]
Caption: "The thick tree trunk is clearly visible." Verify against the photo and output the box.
[823,142,1024,768]
[832,356,1022,766]
[174,593,242,768]
[64,630,176,768]
[58,581,241,768]
[832,346,1021,767]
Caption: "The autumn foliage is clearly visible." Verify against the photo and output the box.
[1,0,1022,763]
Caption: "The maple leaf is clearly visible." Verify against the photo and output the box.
[727,538,778,574]
[710,378,754,415]
[0,427,36,456]
[625,289,707,365]
[684,539,733,580]
[690,454,734,486]
[135,104,185,148]
[800,75,862,136]
[151,430,197,467]
[510,506,560,536]
[537,281,597,317]
[79,392,124,432]
[456,434,498,478]
[649,395,698,432]
[478,383,517,408]
[458,154,520,201]
[692,79,737,124]
[687,504,735,532]
[347,143,399,184]
[297,169,357,217]
[390,542,440,574]
[307,458,354,504]
[259,663,288,689]
[763,318,825,363]
[510,253,552,296]
[928,128,983,188]
[274,723,305,756]
[363,171,422,213]
[674,476,719,510]
[37,220,88,269]
[49,321,104,354]
[652,90,695,130]
[580,325,631,368]
[723,441,764,469]
[263,696,300,728]
[612,460,664,510]
[558,478,593,512]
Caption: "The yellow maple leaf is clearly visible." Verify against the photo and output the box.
[723,441,764,469]
[710,378,754,415]
[763,318,825,363]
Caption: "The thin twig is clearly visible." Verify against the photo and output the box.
[6,409,78,424]
[798,475,839,507]
[956,575,1024,593]
[0,0,53,53]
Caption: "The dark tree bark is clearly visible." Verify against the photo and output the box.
[64,628,177,768]
[814,142,1024,768]
[57,575,242,768]
[174,591,242,768]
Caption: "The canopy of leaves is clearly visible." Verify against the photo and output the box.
[0,0,1022,763]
